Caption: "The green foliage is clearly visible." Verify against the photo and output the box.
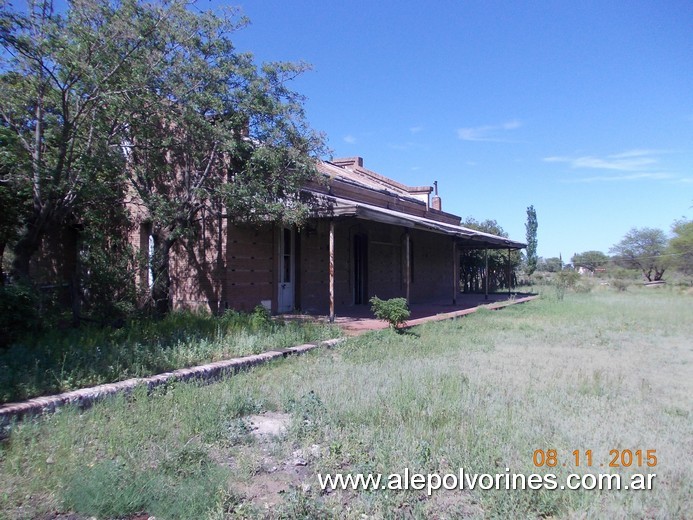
[556,270,580,288]
[538,256,563,272]
[1,291,691,518]
[285,390,327,441]
[525,205,538,276]
[610,227,668,281]
[0,283,39,347]
[611,279,630,292]
[668,218,693,277]
[273,487,332,520]
[0,127,31,278]
[573,281,593,293]
[571,250,609,273]
[250,304,272,329]
[62,457,233,520]
[0,0,325,315]
[369,296,410,329]
[459,217,521,291]
[0,310,339,403]
[552,271,580,300]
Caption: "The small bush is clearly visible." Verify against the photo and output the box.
[555,270,580,288]
[612,279,629,292]
[574,282,593,293]
[0,284,40,347]
[369,296,410,329]
[552,271,580,301]
[250,304,272,329]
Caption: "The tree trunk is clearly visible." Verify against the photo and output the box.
[11,231,41,282]
[0,241,4,285]
[151,233,175,315]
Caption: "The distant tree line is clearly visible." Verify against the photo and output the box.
[537,221,693,282]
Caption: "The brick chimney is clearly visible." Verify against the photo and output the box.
[431,180,442,211]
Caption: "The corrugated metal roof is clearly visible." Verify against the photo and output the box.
[307,192,526,249]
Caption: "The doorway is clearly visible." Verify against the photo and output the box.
[353,233,368,304]
[278,227,295,312]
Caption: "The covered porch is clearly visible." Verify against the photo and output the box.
[284,293,538,335]
[301,193,526,322]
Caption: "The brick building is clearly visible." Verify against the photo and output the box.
[145,156,525,319]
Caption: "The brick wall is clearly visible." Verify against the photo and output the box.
[142,214,457,316]
[297,218,456,314]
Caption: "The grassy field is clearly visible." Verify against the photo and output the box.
[0,286,691,519]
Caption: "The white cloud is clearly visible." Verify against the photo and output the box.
[561,172,675,183]
[457,120,522,142]
[544,149,662,171]
[409,126,423,134]
[343,134,356,144]
[546,149,686,183]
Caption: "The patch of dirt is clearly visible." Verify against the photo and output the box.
[246,411,291,441]
[232,457,314,509]
[215,411,323,510]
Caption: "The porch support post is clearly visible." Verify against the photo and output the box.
[484,247,489,300]
[329,220,335,323]
[452,241,457,305]
[405,230,411,302]
[507,247,511,296]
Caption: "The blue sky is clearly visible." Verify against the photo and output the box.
[225,0,692,259]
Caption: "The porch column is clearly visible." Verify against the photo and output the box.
[507,247,511,296]
[329,220,335,323]
[405,231,411,302]
[452,241,457,305]
[485,247,489,300]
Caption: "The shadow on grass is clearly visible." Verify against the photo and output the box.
[0,309,338,405]
[397,328,420,338]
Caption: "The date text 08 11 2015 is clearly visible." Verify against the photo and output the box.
[533,449,657,468]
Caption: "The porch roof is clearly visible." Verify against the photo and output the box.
[309,193,526,250]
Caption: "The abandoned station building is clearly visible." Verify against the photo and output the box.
[158,157,525,319]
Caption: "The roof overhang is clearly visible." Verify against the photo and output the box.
[307,192,526,250]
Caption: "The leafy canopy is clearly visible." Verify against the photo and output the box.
[1,0,326,314]
[668,219,693,276]
[609,227,668,282]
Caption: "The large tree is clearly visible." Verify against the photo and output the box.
[668,219,693,277]
[1,0,132,280]
[524,204,538,277]
[1,0,325,313]
[610,227,668,281]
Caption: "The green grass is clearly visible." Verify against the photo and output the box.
[0,308,340,404]
[0,286,691,518]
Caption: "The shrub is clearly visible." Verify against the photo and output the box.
[250,304,272,329]
[0,284,40,347]
[369,296,410,329]
[612,279,629,292]
[555,270,580,288]
[574,281,593,293]
[552,271,580,301]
